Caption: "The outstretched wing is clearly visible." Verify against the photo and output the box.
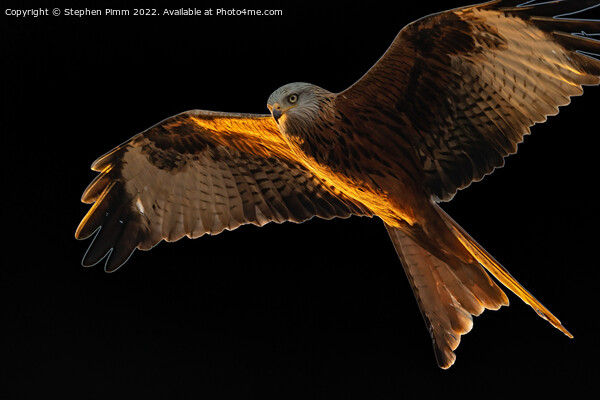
[341,0,600,201]
[76,110,372,272]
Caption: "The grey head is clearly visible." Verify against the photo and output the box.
[266,82,333,134]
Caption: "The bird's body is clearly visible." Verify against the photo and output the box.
[270,83,426,228]
[76,0,600,368]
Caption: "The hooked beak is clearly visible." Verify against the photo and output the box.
[269,103,283,123]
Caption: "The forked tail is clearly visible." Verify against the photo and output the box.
[387,204,572,368]
[434,204,573,339]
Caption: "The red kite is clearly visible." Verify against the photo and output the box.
[76,1,600,368]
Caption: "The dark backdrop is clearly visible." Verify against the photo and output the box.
[3,1,598,398]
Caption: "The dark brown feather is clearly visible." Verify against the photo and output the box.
[340,0,600,201]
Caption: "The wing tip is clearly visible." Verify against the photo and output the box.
[80,247,133,273]
[77,172,146,272]
[80,224,141,273]
[90,141,133,172]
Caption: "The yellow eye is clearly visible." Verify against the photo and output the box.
[288,94,298,104]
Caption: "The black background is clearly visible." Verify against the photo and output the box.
[3,1,599,398]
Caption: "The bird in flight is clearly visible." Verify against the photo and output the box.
[76,0,600,368]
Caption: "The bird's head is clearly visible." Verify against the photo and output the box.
[267,82,332,136]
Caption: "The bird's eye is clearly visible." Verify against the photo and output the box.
[288,94,298,104]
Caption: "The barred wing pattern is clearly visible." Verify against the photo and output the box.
[336,0,599,367]
[342,0,600,201]
[75,1,599,368]
[76,111,371,271]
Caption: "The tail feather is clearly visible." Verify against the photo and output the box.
[386,225,508,369]
[434,205,573,339]
[387,204,572,368]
